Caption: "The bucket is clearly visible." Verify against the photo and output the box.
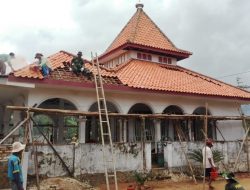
[210,169,219,180]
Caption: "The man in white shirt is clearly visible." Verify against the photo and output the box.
[0,52,15,74]
[202,138,216,189]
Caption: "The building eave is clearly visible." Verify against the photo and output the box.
[8,75,250,103]
[99,42,192,61]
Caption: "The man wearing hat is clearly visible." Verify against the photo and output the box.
[34,53,52,78]
[8,142,26,190]
[224,172,245,190]
[202,138,216,189]
[70,51,84,76]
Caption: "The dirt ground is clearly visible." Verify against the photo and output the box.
[96,172,250,190]
[27,174,250,190]
[99,177,250,190]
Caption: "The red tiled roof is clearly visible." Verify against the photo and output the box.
[13,51,121,85]
[104,7,191,59]
[14,51,73,79]
[111,59,250,99]
[11,51,250,100]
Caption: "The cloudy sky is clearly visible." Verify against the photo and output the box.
[1,0,250,86]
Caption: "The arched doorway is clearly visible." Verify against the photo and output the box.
[191,107,216,141]
[35,98,78,144]
[86,101,120,143]
[128,103,154,142]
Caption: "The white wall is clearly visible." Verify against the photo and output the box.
[26,141,250,177]
[28,143,150,177]
[27,86,245,141]
[164,141,249,172]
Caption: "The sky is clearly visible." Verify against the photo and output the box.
[0,0,250,86]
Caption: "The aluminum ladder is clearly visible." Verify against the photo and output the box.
[92,53,118,190]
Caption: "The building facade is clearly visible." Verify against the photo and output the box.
[1,3,250,176]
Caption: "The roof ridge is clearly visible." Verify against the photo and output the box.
[177,65,250,93]
[176,65,232,87]
[130,8,142,43]
[142,10,177,50]
[105,11,138,52]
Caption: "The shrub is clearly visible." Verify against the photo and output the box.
[133,171,150,185]
[187,148,224,164]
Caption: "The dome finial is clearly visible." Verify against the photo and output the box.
[136,0,144,9]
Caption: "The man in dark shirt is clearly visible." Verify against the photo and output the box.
[224,173,245,190]
[71,51,84,76]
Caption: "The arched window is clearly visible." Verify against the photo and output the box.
[33,114,54,143]
[161,105,187,141]
[36,98,78,144]
[128,103,154,142]
[87,101,120,143]
[191,107,216,141]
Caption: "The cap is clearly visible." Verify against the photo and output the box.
[12,142,26,153]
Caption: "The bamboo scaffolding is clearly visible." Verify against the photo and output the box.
[0,117,29,144]
[30,117,73,177]
[28,113,40,190]
[6,106,250,120]
[202,102,208,190]
[173,121,197,184]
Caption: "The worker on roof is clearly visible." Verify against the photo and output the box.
[202,138,216,189]
[8,141,26,190]
[70,51,85,75]
[0,52,15,75]
[34,53,52,78]
[70,51,92,79]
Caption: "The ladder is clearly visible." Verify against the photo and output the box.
[92,53,118,190]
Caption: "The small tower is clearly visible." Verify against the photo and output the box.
[135,2,144,9]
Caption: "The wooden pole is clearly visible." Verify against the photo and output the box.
[141,117,146,171]
[233,124,250,172]
[28,114,40,190]
[0,117,29,144]
[236,103,250,172]
[202,102,208,190]
[7,105,250,120]
[215,125,226,141]
[174,121,197,184]
[30,117,73,177]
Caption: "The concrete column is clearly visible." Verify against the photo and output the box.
[123,119,127,142]
[79,116,87,144]
[165,142,173,169]
[154,119,161,153]
[3,105,12,135]
[128,119,134,142]
[57,99,64,143]
[169,121,174,140]
[154,119,161,142]
[188,120,194,141]
[118,119,123,142]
